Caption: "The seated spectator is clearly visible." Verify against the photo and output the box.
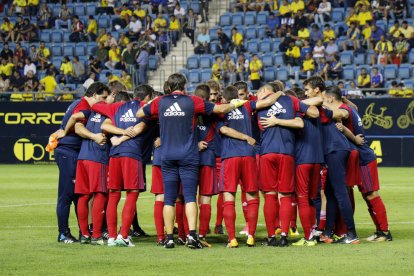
[16,18,37,42]
[106,71,120,83]
[96,0,115,15]
[136,46,149,84]
[169,15,180,47]
[153,13,167,33]
[290,0,305,15]
[11,83,34,102]
[303,0,318,22]
[104,32,118,48]
[195,27,210,54]
[356,4,373,27]
[24,58,36,76]
[249,54,262,90]
[24,69,39,91]
[279,36,293,52]
[118,32,130,48]
[183,9,197,45]
[72,56,86,84]
[278,0,292,25]
[328,55,343,79]
[316,57,329,81]
[309,24,323,46]
[342,22,360,51]
[9,16,24,43]
[236,54,249,81]
[312,39,325,62]
[285,40,301,66]
[325,38,338,62]
[293,10,307,31]
[390,0,406,20]
[292,25,309,46]
[113,4,132,30]
[127,15,142,40]
[345,8,359,27]
[0,74,10,97]
[300,39,312,59]
[85,16,98,42]
[13,42,26,65]
[55,4,72,31]
[370,24,385,50]
[9,70,25,92]
[400,21,414,39]
[59,56,74,84]
[372,35,393,65]
[357,68,371,89]
[216,28,231,54]
[370,67,384,95]
[247,0,266,12]
[394,34,410,64]
[300,52,314,78]
[96,28,108,45]
[346,80,363,99]
[401,83,414,98]
[58,86,75,101]
[231,27,245,55]
[105,44,121,70]
[223,53,236,86]
[337,81,346,96]
[89,56,103,76]
[1,19,14,43]
[151,0,168,14]
[388,81,401,97]
[314,0,331,25]
[69,16,85,43]
[389,21,402,42]
[361,23,372,49]
[0,58,15,79]
[173,3,186,21]
[212,56,224,84]
[121,70,133,90]
[1,43,14,61]
[157,30,169,59]
[83,73,96,90]
[37,3,51,29]
[36,41,50,70]
[323,24,335,43]
[266,12,280,36]
[133,3,146,21]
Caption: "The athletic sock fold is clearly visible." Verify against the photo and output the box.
[223,201,236,240]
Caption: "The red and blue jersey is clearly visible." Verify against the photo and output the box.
[152,146,162,166]
[257,95,307,156]
[218,101,257,159]
[295,117,324,165]
[340,103,376,165]
[93,100,147,161]
[197,114,218,166]
[141,120,159,165]
[58,97,91,151]
[143,92,215,161]
[78,111,110,165]
[319,106,350,155]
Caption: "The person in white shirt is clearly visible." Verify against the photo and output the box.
[173,3,186,20]
[24,58,36,76]
[314,0,331,25]
[128,15,142,39]
[82,73,96,90]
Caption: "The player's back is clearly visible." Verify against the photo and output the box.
[319,106,350,155]
[295,116,324,165]
[198,114,218,166]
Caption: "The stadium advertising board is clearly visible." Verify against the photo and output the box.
[0,100,413,165]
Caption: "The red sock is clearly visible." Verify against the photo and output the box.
[106,191,121,239]
[369,196,389,232]
[223,201,236,240]
[120,192,139,238]
[319,210,326,230]
[247,199,259,236]
[274,198,280,229]
[290,196,298,228]
[92,193,107,239]
[175,201,186,240]
[264,193,278,237]
[365,199,380,231]
[154,201,165,241]
[215,193,224,225]
[241,191,248,224]
[78,194,91,237]
[199,204,211,236]
[279,196,292,235]
[297,196,314,240]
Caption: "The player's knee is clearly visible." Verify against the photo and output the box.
[155,194,164,201]
[199,195,212,204]
[365,191,379,200]
[279,192,292,197]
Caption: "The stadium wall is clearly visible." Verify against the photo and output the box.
[0,100,413,166]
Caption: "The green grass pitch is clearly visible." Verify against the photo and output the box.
[0,165,413,275]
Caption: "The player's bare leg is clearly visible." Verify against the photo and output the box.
[223,192,238,248]
[239,191,249,235]
[245,192,259,247]
[199,195,212,247]
[364,191,392,242]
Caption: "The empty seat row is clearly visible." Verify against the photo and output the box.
[342,64,414,81]
[219,11,269,27]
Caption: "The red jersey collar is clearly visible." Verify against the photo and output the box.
[172,90,185,95]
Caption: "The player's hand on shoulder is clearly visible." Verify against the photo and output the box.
[355,134,365,146]
[260,115,278,128]
[154,137,161,148]
[198,141,208,151]
[335,122,344,132]
[55,129,65,139]
[230,99,248,108]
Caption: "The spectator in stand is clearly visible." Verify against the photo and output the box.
[371,0,388,21]
[106,44,121,70]
[143,15,153,33]
[361,23,372,49]
[69,16,84,43]
[96,0,115,15]
[113,4,132,30]
[285,40,301,66]
[104,32,118,48]
[37,3,51,29]
[55,4,72,31]
[169,15,180,47]
[96,28,108,45]
[24,69,39,91]
[357,68,371,89]
[9,16,24,43]
[370,67,384,95]
[303,0,318,22]
[400,83,414,98]
[389,21,403,42]
[153,13,167,33]
[292,25,309,46]
[394,34,410,64]
[372,35,393,65]
[199,0,209,23]
[294,11,308,34]
[1,43,14,61]
[72,56,86,84]
[16,18,37,42]
[370,24,385,50]
[316,57,329,81]
[121,70,133,90]
[212,56,224,83]
[328,54,343,79]
[10,82,34,102]
[9,70,25,92]
[325,38,338,62]
[106,71,120,83]
[1,19,14,43]
[136,46,149,84]
[157,30,169,59]
[0,58,14,79]
[216,28,231,54]
[24,58,36,76]
[89,56,103,77]
[127,15,142,41]
[249,54,262,90]
[300,52,314,78]
[300,39,312,59]
[195,27,210,54]
[151,0,168,14]
[279,36,293,52]
[337,81,346,96]
[231,27,245,55]
[314,0,331,25]
[312,39,325,62]
[82,73,96,90]
[183,9,197,45]
[27,0,39,18]
[118,32,130,48]
[266,12,280,38]
[8,0,26,16]
[309,24,323,46]
[60,56,74,84]
[342,22,360,50]
[0,74,10,98]
[346,80,363,99]
[400,21,414,39]
[39,70,61,101]
[390,0,406,20]
[323,24,336,43]
[290,0,305,15]
[278,0,292,25]
[133,3,146,21]
[236,54,249,81]
[356,4,373,27]
[174,3,186,21]
[37,41,50,70]
[85,16,98,42]
[223,53,236,86]
[13,43,26,65]
[96,42,109,66]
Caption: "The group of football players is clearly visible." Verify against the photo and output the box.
[50,73,392,249]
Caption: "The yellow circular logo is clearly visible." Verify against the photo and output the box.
[13,138,45,161]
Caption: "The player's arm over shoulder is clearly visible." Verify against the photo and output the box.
[218,125,255,145]
[101,118,126,135]
[255,91,284,110]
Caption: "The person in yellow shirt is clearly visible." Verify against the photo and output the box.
[85,15,98,41]
[278,0,291,24]
[342,22,360,50]
[371,35,393,65]
[169,15,180,47]
[361,23,371,48]
[96,28,108,44]
[37,41,51,70]
[118,32,130,48]
[1,18,14,42]
[402,86,414,98]
[293,26,309,46]
[301,53,314,78]
[60,56,74,84]
[9,0,27,16]
[106,72,120,83]
[400,21,414,39]
[27,0,39,17]
[121,70,133,90]
[357,5,373,26]
[323,24,335,42]
[231,27,245,55]
[11,83,34,102]
[0,58,15,78]
[290,0,304,14]
[249,54,263,90]
[388,81,400,97]
[105,44,121,70]
[357,68,371,88]
[389,21,402,41]
[212,56,224,83]
[133,3,146,20]
[112,4,132,29]
[39,71,60,100]
[285,41,300,65]
[345,8,359,27]
[153,13,167,32]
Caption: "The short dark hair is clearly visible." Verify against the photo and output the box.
[303,76,326,92]
[84,82,110,97]
[166,73,186,93]
[292,87,306,100]
[285,89,298,98]
[114,91,131,102]
[194,84,210,100]
[134,84,154,100]
[233,81,248,92]
[222,85,238,101]
[108,80,126,94]
[269,80,285,92]
[325,85,342,101]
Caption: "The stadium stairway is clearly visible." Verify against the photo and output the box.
[148,0,230,91]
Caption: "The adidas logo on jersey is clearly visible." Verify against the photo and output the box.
[120,109,137,122]
[164,103,185,116]
[267,102,286,116]
[90,113,102,123]
[228,109,244,120]
[198,125,206,131]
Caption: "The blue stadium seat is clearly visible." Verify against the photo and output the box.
[366,50,376,64]
[274,53,285,66]
[63,31,71,42]
[209,26,219,41]
[87,43,97,55]
[256,11,268,25]
[74,6,85,16]
[98,16,110,29]
[246,40,259,53]
[272,40,281,52]
[354,53,365,65]
[340,51,353,65]
[259,39,272,53]
[210,41,218,54]
[263,68,276,82]
[223,26,232,38]
[179,68,189,78]
[244,13,256,25]
[86,4,96,16]
[52,6,61,17]
[257,26,267,39]
[404,79,414,88]
[409,50,414,64]
[40,32,51,43]
[219,14,232,26]
[187,55,199,69]
[52,57,62,69]
[245,27,257,40]
[188,70,200,84]
[74,45,86,56]
[190,2,200,13]
[398,64,411,79]
[343,66,355,80]
[199,55,212,69]
[376,20,387,33]
[99,73,108,83]
[232,13,244,26]
[149,55,159,70]
[63,45,74,56]
[384,64,398,80]
[276,68,289,81]
[51,31,63,43]
[200,69,212,82]
[51,45,62,56]
[331,9,344,22]
[262,53,274,67]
